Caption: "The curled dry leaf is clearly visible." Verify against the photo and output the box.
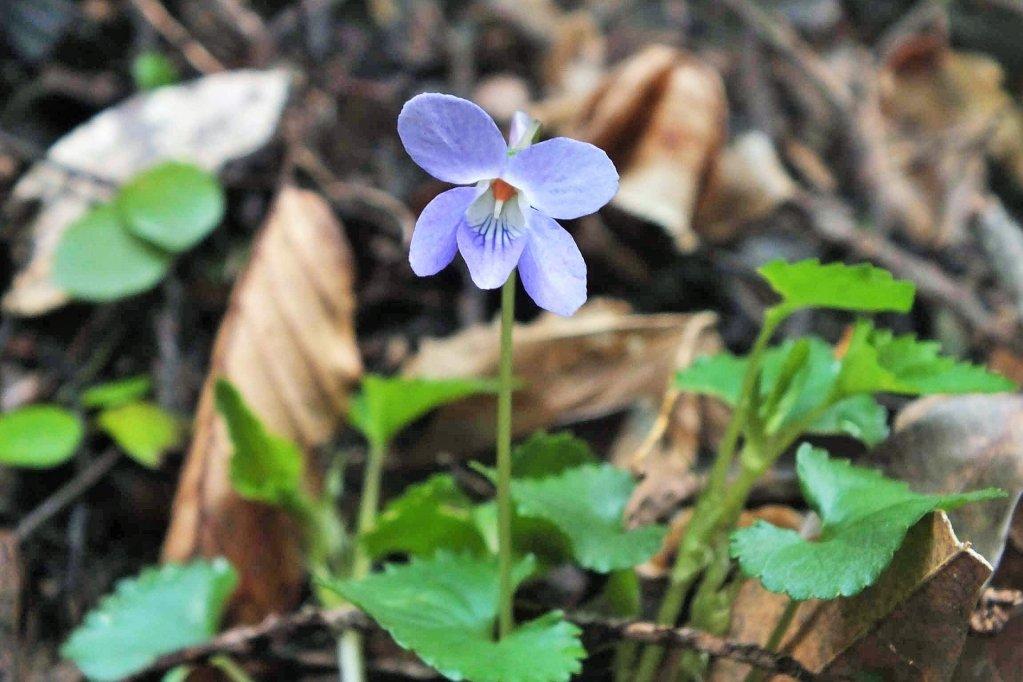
[162,187,361,624]
[695,131,798,242]
[402,299,712,461]
[556,45,728,252]
[714,512,992,680]
[3,69,291,316]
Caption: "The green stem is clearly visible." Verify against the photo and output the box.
[338,437,387,682]
[352,438,387,579]
[633,308,787,682]
[745,598,799,682]
[496,272,517,638]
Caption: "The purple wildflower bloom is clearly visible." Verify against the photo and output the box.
[398,93,619,316]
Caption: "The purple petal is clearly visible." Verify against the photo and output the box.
[456,218,527,290]
[519,210,586,316]
[409,187,476,276]
[504,137,619,219]
[398,94,508,184]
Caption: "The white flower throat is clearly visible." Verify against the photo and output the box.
[466,178,527,248]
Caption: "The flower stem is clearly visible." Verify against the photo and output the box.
[497,271,517,638]
[338,437,388,682]
[353,438,388,579]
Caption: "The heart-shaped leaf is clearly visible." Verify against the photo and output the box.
[731,445,1005,600]
[0,405,83,468]
[759,259,915,313]
[62,559,238,681]
[510,463,665,573]
[361,474,487,559]
[97,401,182,467]
[329,553,584,682]
[119,161,225,253]
[510,431,596,479]
[53,203,173,301]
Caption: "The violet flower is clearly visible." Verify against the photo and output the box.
[398,93,619,316]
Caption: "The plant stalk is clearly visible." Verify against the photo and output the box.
[497,271,517,638]
[352,438,387,579]
[745,598,799,682]
[339,437,388,682]
[632,309,786,682]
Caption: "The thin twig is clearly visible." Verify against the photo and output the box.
[128,0,226,74]
[139,606,816,679]
[14,450,120,542]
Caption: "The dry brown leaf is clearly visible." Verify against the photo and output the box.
[402,299,712,461]
[876,32,1023,246]
[162,187,361,624]
[870,394,1023,568]
[695,131,799,242]
[714,512,991,680]
[554,45,728,251]
[3,69,291,317]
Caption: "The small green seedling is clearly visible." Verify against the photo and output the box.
[54,161,225,301]
[0,375,181,471]
[732,444,1004,600]
[61,558,238,681]
[84,375,183,468]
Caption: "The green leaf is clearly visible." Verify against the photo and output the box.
[97,401,182,467]
[329,553,584,682]
[838,321,1015,396]
[472,500,573,569]
[758,259,915,313]
[82,375,153,409]
[62,559,238,681]
[677,339,888,446]
[54,203,173,301]
[119,161,225,253]
[0,405,83,468]
[511,431,597,479]
[809,395,889,448]
[362,475,487,559]
[510,464,665,572]
[675,352,746,405]
[162,666,192,682]
[730,445,1005,600]
[132,51,179,91]
[349,374,499,448]
[214,379,304,507]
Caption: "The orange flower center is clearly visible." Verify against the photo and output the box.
[492,179,517,202]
